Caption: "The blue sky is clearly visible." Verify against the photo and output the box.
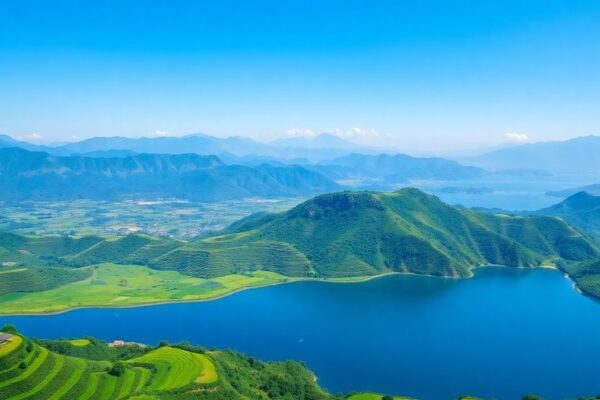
[1,0,599,153]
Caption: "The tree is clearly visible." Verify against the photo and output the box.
[109,361,126,377]
[1,324,17,334]
[382,396,394,400]
[522,395,544,400]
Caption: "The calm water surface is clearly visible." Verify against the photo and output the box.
[2,267,600,400]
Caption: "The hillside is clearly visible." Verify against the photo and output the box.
[0,328,344,400]
[0,147,339,201]
[534,192,600,237]
[547,184,600,198]
[1,189,599,313]
[461,135,600,174]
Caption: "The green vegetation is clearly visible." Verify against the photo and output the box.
[0,197,303,239]
[0,330,378,400]
[346,394,411,400]
[0,264,288,314]
[1,188,600,314]
[69,339,91,347]
[534,191,600,238]
[3,330,586,399]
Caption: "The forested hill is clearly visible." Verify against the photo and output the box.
[0,328,350,400]
[0,147,340,201]
[1,189,598,294]
[217,188,599,277]
[534,192,600,237]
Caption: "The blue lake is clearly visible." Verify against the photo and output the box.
[2,267,600,399]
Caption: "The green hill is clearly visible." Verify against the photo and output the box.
[534,191,600,238]
[189,188,597,278]
[0,328,339,400]
[1,188,600,312]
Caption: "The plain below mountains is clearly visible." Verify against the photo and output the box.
[1,188,599,304]
[0,147,340,201]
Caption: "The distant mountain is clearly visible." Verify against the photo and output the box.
[0,134,54,153]
[311,153,485,185]
[547,184,600,198]
[534,192,600,237]
[461,135,600,174]
[0,147,340,201]
[49,133,370,162]
[72,149,138,158]
[270,133,362,150]
[57,133,268,157]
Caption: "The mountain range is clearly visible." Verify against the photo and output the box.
[0,147,340,201]
[311,153,485,185]
[461,135,600,174]
[0,133,372,162]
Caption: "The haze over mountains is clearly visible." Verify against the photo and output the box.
[3,133,600,203]
[461,135,600,175]
[0,133,374,163]
[0,147,340,201]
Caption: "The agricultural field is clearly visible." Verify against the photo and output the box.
[0,264,291,314]
[0,331,361,400]
[0,198,302,239]
[0,333,219,400]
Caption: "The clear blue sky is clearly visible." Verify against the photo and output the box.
[1,0,599,152]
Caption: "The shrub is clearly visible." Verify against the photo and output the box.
[108,361,126,377]
[1,324,17,334]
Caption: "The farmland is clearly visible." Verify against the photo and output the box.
[0,198,302,239]
[0,264,290,314]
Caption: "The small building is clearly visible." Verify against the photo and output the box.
[108,339,125,347]
[0,333,13,344]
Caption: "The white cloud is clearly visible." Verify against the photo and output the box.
[286,128,316,137]
[18,133,43,142]
[283,127,389,146]
[152,130,176,137]
[504,132,530,143]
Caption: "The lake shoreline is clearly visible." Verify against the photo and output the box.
[0,265,563,317]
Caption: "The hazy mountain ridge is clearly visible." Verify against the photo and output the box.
[0,147,340,201]
[311,153,486,184]
[547,184,600,198]
[461,135,600,174]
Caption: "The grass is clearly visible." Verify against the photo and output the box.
[347,394,412,400]
[194,353,218,384]
[0,263,289,314]
[69,339,91,347]
[129,346,217,390]
[0,332,427,400]
[0,335,22,357]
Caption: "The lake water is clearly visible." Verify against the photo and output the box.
[2,267,600,399]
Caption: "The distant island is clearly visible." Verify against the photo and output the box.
[1,188,599,314]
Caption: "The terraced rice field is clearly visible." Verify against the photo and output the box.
[0,336,218,400]
[130,347,216,390]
